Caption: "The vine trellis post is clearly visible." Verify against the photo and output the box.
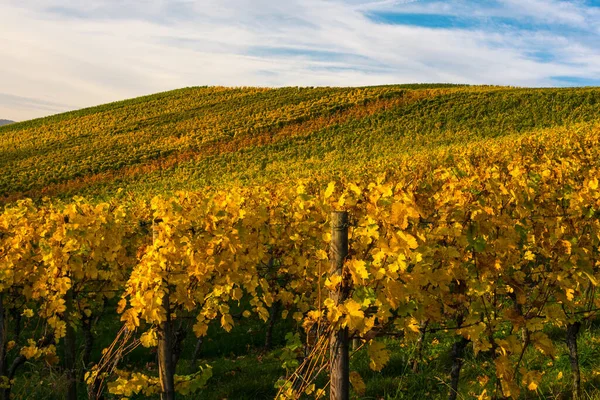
[329,211,350,400]
[153,219,176,400]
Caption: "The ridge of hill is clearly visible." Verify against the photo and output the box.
[0,119,14,127]
[1,84,600,203]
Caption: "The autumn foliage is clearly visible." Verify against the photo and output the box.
[2,121,600,398]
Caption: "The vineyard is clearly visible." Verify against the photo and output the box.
[2,85,600,202]
[1,85,600,399]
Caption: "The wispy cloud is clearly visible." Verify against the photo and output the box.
[1,0,599,120]
[0,93,75,115]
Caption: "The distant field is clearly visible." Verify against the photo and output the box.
[2,85,600,202]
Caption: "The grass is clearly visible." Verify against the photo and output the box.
[90,318,597,400]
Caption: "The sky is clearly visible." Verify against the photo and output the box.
[1,0,600,121]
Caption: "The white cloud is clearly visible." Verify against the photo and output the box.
[0,0,599,121]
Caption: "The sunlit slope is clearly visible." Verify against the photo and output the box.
[1,85,600,201]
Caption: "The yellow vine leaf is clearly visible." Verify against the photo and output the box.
[324,182,336,199]
[531,332,555,358]
[349,371,366,395]
[221,314,234,332]
[342,300,365,332]
[367,340,390,372]
[347,259,369,283]
[140,329,158,348]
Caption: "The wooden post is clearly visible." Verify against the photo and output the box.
[158,292,175,400]
[153,220,175,400]
[190,337,203,373]
[265,301,281,351]
[566,322,582,400]
[64,289,77,400]
[0,294,6,399]
[448,337,469,400]
[329,211,349,400]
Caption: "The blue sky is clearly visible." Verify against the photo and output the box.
[1,0,600,120]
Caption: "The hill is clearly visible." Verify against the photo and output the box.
[1,84,600,203]
[0,119,14,126]
[2,85,600,400]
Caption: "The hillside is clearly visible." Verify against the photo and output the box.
[0,119,14,126]
[3,85,600,400]
[1,84,600,203]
